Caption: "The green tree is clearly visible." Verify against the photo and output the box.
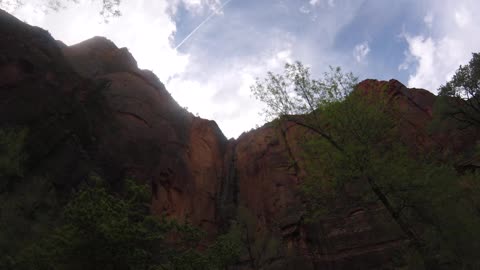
[0,125,241,269]
[9,174,242,270]
[158,222,243,270]
[234,206,280,270]
[13,176,172,270]
[206,223,243,269]
[0,127,27,180]
[0,127,28,195]
[251,62,356,151]
[251,61,480,269]
[438,52,480,128]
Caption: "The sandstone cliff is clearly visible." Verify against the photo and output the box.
[0,9,478,270]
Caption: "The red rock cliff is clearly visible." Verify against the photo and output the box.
[1,9,479,270]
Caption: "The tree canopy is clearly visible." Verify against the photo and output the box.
[438,52,480,128]
[1,170,242,270]
[251,61,480,269]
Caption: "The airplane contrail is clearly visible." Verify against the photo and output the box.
[174,0,234,50]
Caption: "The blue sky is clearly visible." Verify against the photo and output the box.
[4,0,480,138]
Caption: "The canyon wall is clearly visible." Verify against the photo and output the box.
[1,10,478,269]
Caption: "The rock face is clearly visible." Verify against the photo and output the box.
[1,10,479,269]
[60,35,228,234]
[0,9,226,245]
[233,80,435,269]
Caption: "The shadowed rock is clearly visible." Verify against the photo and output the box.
[1,9,479,269]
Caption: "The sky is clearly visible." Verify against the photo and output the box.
[3,0,480,138]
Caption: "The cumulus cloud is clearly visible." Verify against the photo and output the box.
[167,48,292,138]
[299,5,311,14]
[4,0,377,138]
[168,0,223,15]
[309,0,334,7]
[402,34,464,92]
[353,42,370,63]
[424,12,433,28]
[454,6,471,28]
[403,0,480,92]
[162,0,365,137]
[11,0,189,82]
[0,0,21,12]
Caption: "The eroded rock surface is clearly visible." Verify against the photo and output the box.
[61,34,228,234]
[1,9,479,269]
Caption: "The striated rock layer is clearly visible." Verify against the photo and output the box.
[1,10,478,269]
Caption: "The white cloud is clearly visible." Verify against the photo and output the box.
[0,0,21,12]
[403,0,480,92]
[403,35,437,89]
[404,34,464,92]
[299,6,310,14]
[168,0,222,15]
[309,0,334,7]
[5,0,366,138]
[454,6,471,28]
[353,42,370,63]
[398,49,415,71]
[11,0,189,81]
[424,12,434,28]
[167,48,293,138]
[43,0,294,139]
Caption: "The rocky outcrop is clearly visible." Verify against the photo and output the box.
[229,80,435,269]
[60,33,228,235]
[0,9,227,240]
[1,9,479,269]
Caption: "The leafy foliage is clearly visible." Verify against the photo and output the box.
[158,221,243,270]
[12,177,167,270]
[205,223,243,269]
[7,176,241,270]
[300,90,396,217]
[251,61,358,121]
[0,122,242,269]
[252,61,480,269]
[235,206,281,269]
[0,127,27,179]
[438,52,480,128]
[0,175,59,269]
